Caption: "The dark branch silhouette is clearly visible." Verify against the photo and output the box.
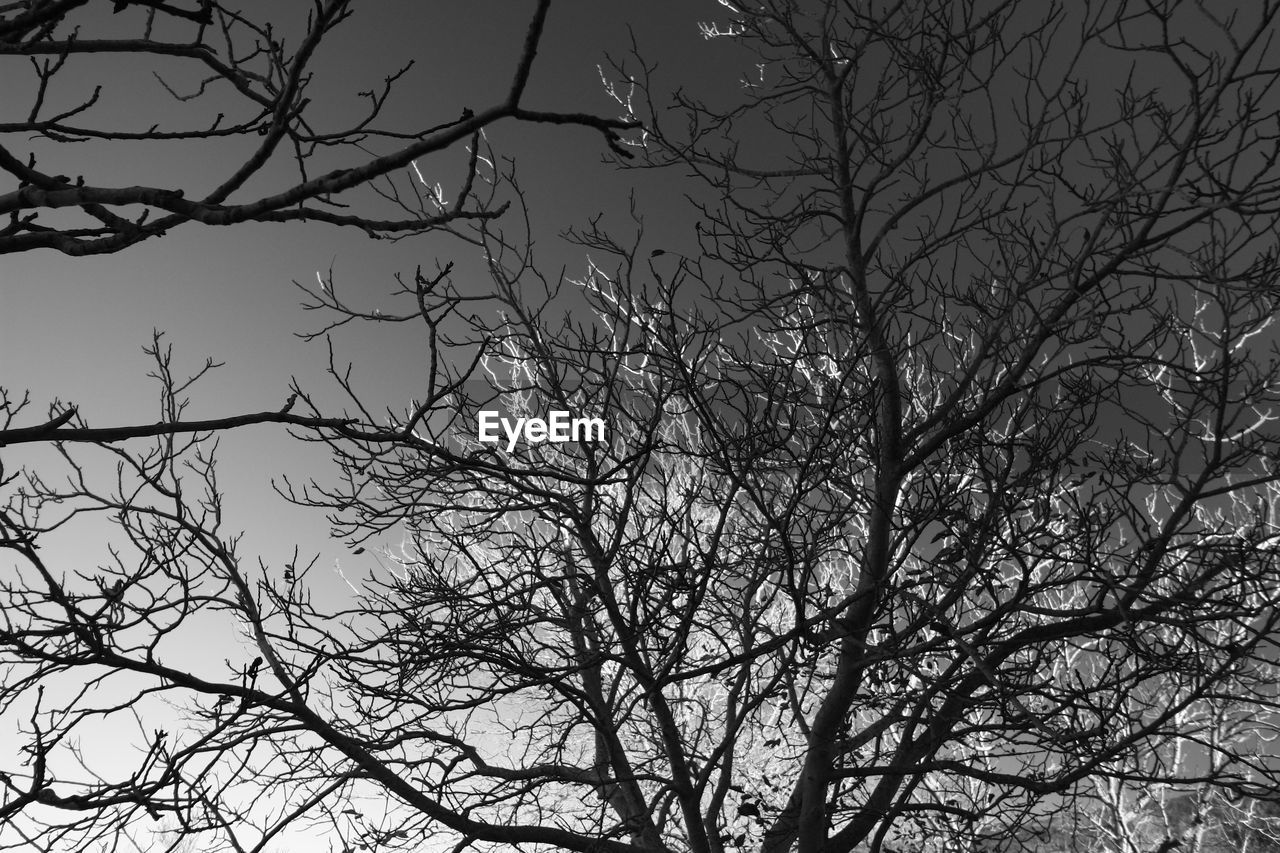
[0,0,635,256]
[4,2,1280,852]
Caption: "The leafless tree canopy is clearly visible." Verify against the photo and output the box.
[5,1,1280,852]
[0,0,632,256]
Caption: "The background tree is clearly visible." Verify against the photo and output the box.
[6,1,1280,852]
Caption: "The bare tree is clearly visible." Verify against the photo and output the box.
[590,2,1280,847]
[5,1,1280,852]
[0,0,631,256]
